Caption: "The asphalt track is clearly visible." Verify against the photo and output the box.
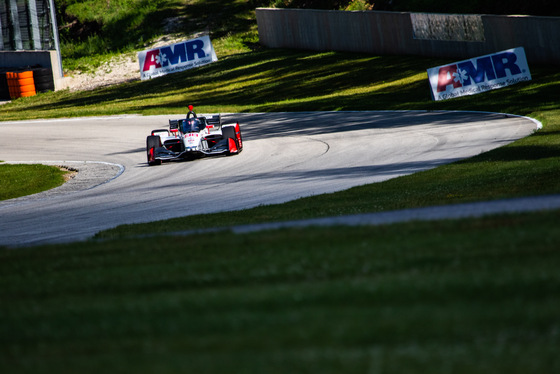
[0,111,542,247]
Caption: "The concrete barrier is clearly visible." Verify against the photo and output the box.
[0,50,63,92]
[256,8,560,65]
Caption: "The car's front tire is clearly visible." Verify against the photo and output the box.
[146,135,162,166]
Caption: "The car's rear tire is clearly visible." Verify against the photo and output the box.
[147,135,162,166]
[222,126,239,155]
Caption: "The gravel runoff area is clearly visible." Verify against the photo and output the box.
[29,161,560,236]
[1,161,124,204]
[8,158,560,239]
[28,161,559,236]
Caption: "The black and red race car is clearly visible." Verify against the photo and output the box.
[146,106,243,166]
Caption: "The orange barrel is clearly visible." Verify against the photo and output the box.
[6,71,36,99]
[6,72,19,99]
[16,71,36,98]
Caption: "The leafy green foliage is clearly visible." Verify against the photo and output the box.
[343,0,373,11]
[56,0,266,71]
[53,0,560,72]
[390,0,560,15]
[269,0,560,14]
[57,0,182,67]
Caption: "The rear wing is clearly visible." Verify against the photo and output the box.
[205,114,221,126]
[169,120,180,131]
[152,128,170,137]
[168,115,222,133]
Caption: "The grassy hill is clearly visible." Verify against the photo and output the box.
[56,0,264,71]
[55,0,560,72]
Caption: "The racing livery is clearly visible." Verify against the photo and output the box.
[146,106,243,166]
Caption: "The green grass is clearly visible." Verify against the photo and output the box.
[2,50,558,119]
[2,1,560,372]
[0,163,68,200]
[1,210,559,373]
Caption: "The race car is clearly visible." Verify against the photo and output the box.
[146,106,243,166]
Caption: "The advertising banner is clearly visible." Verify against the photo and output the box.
[138,35,218,80]
[427,47,531,101]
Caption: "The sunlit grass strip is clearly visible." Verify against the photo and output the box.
[219,72,429,109]
[0,164,68,201]
[1,50,556,121]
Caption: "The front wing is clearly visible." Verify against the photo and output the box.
[153,137,235,161]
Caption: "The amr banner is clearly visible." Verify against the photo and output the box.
[138,35,218,80]
[427,47,531,101]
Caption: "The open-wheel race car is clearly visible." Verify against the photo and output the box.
[146,105,243,166]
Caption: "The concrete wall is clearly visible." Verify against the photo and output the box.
[0,50,63,90]
[256,8,560,65]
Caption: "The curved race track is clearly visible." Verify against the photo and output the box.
[0,111,539,247]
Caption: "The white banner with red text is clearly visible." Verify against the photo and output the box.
[138,35,218,80]
[427,47,531,101]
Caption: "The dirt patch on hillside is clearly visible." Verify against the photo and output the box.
[63,54,140,92]
[63,34,188,92]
